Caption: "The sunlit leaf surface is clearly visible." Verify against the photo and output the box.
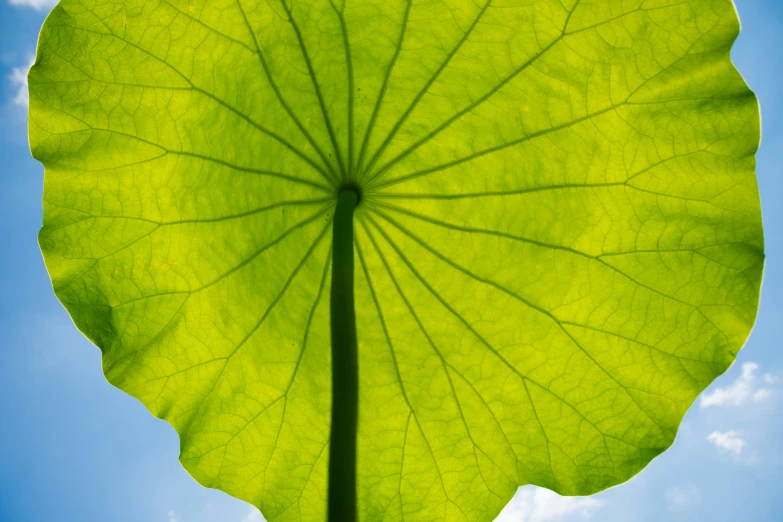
[31,0,763,520]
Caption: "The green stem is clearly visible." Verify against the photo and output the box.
[329,188,359,522]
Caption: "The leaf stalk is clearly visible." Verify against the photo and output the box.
[329,188,360,522]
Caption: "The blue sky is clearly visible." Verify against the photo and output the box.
[0,1,781,521]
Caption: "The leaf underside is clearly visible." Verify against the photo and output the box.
[31,0,763,520]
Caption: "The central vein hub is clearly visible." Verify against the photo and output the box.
[338,182,362,207]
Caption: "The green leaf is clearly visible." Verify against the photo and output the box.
[30,0,763,520]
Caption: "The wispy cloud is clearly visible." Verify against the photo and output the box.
[707,430,745,455]
[8,55,34,107]
[700,362,775,408]
[167,506,261,522]
[665,485,702,511]
[241,508,263,521]
[495,487,604,522]
[8,0,59,11]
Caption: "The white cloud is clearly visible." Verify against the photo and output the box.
[665,485,702,511]
[8,0,59,11]
[700,362,774,408]
[8,55,34,106]
[241,508,263,522]
[707,430,745,455]
[168,506,261,522]
[752,388,773,401]
[495,487,603,522]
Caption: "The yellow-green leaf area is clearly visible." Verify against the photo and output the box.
[30,0,763,521]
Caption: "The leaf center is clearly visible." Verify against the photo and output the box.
[339,182,362,206]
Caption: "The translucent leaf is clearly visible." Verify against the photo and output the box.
[31,0,763,520]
